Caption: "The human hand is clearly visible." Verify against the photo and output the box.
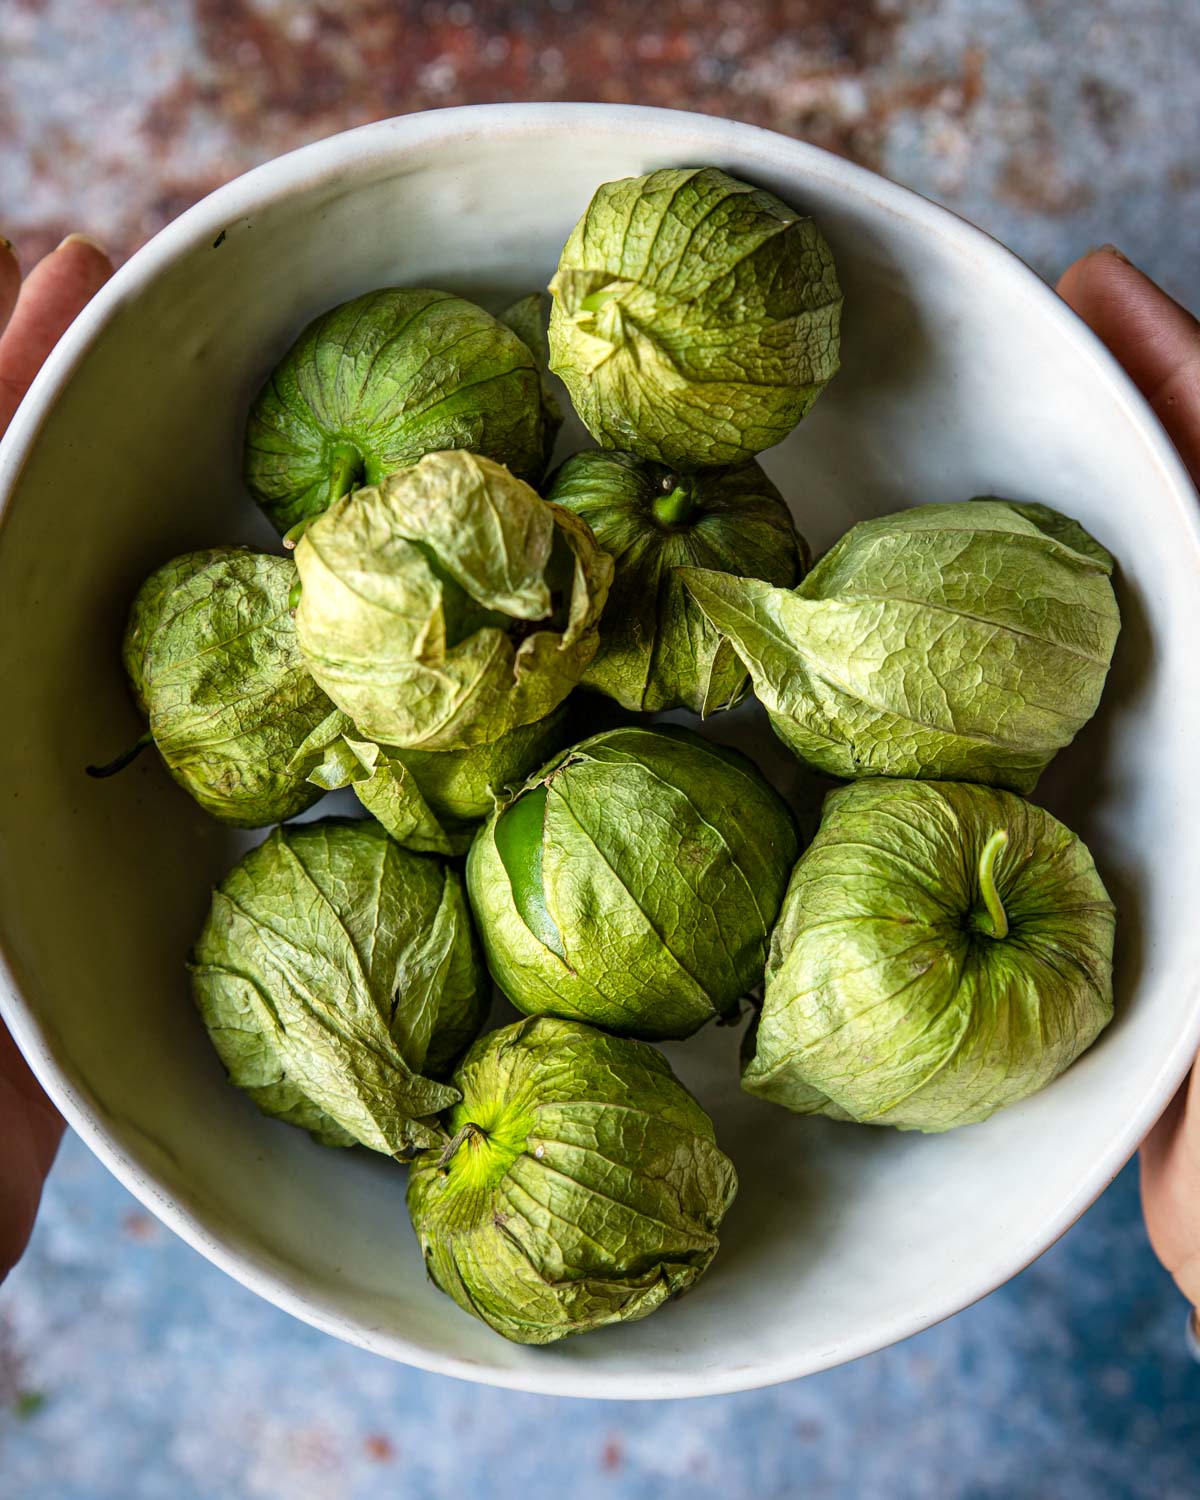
[0,232,112,1279]
[1057,245,1200,1316]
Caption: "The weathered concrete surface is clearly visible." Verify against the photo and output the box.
[1,0,1198,303]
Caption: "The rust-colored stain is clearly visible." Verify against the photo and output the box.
[999,144,1094,216]
[3,0,1195,297]
[120,1211,161,1243]
[0,0,982,265]
[600,1433,624,1471]
[176,0,908,155]
[363,1432,396,1463]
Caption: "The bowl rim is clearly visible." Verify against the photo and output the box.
[2,101,1199,1401]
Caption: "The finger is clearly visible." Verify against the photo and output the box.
[1141,1062,1200,1306]
[1058,246,1200,484]
[0,234,113,433]
[0,237,19,337]
[0,1025,65,1280]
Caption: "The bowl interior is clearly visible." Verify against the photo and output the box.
[1,106,1199,1399]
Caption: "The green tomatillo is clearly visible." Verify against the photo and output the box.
[546,450,807,713]
[191,817,487,1155]
[244,288,549,536]
[682,499,1121,794]
[293,450,612,751]
[94,548,334,827]
[548,167,842,468]
[406,1016,738,1344]
[466,725,799,1039]
[743,778,1116,1132]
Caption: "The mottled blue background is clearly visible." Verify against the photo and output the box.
[2,2,1200,1496]
[2,1144,1197,1498]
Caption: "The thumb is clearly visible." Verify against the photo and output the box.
[1071,247,1200,1305]
[0,234,113,434]
[1057,246,1200,485]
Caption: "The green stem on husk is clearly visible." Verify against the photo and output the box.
[86,730,154,779]
[977,829,1010,940]
[288,577,303,611]
[652,476,694,528]
[580,285,623,314]
[326,442,365,509]
[283,445,365,549]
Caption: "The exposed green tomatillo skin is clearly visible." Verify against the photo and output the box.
[191,818,487,1154]
[387,704,572,829]
[114,549,334,826]
[682,499,1121,794]
[294,450,612,751]
[467,725,799,1039]
[548,167,842,468]
[245,288,549,535]
[406,1016,738,1344]
[743,778,1116,1132]
[493,783,566,957]
[547,450,807,713]
[288,703,572,855]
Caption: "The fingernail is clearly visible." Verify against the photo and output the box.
[0,236,13,255]
[56,232,108,256]
[1096,243,1131,265]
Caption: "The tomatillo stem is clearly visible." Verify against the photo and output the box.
[652,477,693,528]
[977,829,1010,940]
[86,730,154,779]
[437,1120,488,1171]
[580,284,623,314]
[326,441,365,510]
[282,517,311,551]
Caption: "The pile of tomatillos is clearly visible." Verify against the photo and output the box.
[95,167,1121,1346]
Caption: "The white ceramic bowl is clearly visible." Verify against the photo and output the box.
[1,104,1198,1400]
